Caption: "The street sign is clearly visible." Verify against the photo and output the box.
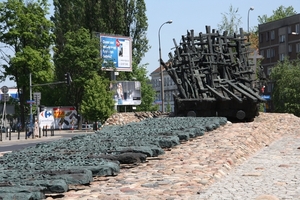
[26,100,35,104]
[1,86,8,94]
[33,92,41,105]
[1,94,9,102]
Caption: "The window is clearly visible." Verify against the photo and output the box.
[279,53,285,61]
[288,45,292,53]
[296,24,300,34]
[259,33,263,43]
[260,50,264,58]
[269,48,275,58]
[296,43,300,53]
[288,26,292,34]
[266,32,269,41]
[266,49,270,58]
[267,82,273,93]
[279,34,285,43]
[270,30,275,40]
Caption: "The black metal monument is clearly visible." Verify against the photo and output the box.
[161,26,265,121]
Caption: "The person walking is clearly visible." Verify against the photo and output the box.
[34,120,39,137]
[27,125,33,137]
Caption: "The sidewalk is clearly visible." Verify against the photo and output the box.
[197,134,300,200]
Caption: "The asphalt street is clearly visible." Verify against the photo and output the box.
[0,130,94,153]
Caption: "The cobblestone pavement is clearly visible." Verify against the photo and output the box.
[198,134,300,200]
[48,113,300,200]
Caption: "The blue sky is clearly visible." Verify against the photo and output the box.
[1,0,300,87]
[143,0,300,76]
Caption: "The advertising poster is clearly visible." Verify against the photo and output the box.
[100,34,132,72]
[111,81,141,105]
[39,106,78,129]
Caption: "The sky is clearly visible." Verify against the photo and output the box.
[1,0,300,87]
[142,0,300,76]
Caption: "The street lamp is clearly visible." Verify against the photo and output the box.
[247,7,254,39]
[158,20,172,112]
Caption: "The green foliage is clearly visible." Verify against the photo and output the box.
[166,101,171,112]
[53,27,105,110]
[81,72,115,123]
[218,4,242,35]
[0,0,54,128]
[270,58,300,116]
[52,0,154,113]
[258,6,297,24]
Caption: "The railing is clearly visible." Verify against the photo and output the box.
[0,126,55,142]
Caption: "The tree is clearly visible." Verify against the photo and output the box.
[218,4,242,36]
[0,0,54,129]
[81,72,115,123]
[52,0,149,66]
[52,0,155,117]
[270,58,300,116]
[53,28,107,118]
[258,6,297,24]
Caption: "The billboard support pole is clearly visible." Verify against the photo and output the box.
[111,71,118,111]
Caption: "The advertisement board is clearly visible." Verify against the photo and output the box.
[111,81,141,105]
[39,106,78,129]
[100,34,132,72]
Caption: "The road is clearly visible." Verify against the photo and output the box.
[0,130,94,153]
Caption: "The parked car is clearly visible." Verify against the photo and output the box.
[82,124,93,130]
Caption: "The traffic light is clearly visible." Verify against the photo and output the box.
[64,72,72,85]
[39,105,45,112]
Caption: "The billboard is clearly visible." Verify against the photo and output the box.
[39,106,78,129]
[111,81,141,105]
[100,34,132,72]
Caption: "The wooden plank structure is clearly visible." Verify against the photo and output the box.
[161,26,265,121]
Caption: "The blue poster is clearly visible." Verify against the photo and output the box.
[100,35,132,71]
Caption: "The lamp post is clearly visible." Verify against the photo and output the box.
[158,20,172,112]
[247,7,254,39]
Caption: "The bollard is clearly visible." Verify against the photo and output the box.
[9,129,11,140]
[0,130,2,142]
[6,128,8,138]
[51,126,54,136]
[39,127,41,138]
[25,128,27,139]
[17,128,20,140]
[45,125,48,137]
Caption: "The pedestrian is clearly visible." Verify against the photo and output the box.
[34,120,39,137]
[27,125,33,137]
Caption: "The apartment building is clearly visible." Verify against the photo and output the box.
[150,66,178,112]
[259,13,300,111]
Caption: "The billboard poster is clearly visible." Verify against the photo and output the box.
[39,106,78,129]
[111,81,141,105]
[100,34,132,72]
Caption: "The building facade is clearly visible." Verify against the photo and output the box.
[150,66,178,112]
[259,13,300,110]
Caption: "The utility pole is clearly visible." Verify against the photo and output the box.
[29,73,33,133]
[158,20,172,112]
